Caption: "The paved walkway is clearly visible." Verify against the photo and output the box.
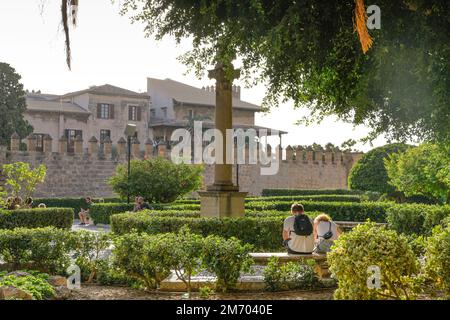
[72,220,111,233]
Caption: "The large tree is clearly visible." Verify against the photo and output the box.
[0,63,33,146]
[59,1,449,143]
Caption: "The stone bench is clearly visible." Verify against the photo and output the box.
[249,252,330,278]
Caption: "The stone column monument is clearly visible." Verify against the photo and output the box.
[198,61,247,218]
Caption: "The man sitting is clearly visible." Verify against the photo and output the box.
[282,203,315,254]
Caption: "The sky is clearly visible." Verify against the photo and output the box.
[0,0,387,151]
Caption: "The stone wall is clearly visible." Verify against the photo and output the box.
[0,135,362,198]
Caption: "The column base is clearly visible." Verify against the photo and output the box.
[198,188,247,218]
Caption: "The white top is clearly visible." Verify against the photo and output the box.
[283,215,315,253]
[316,221,339,241]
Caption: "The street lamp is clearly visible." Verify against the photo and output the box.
[124,124,137,204]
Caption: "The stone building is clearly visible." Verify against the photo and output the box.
[147,78,281,143]
[24,85,150,152]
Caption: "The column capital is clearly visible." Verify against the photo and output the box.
[208,62,240,85]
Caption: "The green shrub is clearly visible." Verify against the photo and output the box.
[263,257,319,291]
[0,227,76,274]
[424,224,450,296]
[261,189,363,197]
[89,203,134,225]
[72,231,112,282]
[90,203,200,224]
[161,226,204,295]
[386,204,450,236]
[33,197,122,218]
[246,201,391,222]
[0,208,73,229]
[328,222,420,300]
[112,232,172,289]
[111,214,283,251]
[202,235,253,292]
[247,194,362,203]
[108,157,203,203]
[348,143,411,194]
[0,272,55,300]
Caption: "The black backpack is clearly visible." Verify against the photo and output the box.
[293,214,313,236]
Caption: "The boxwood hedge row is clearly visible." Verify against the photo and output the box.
[386,204,450,236]
[33,197,122,217]
[0,208,74,229]
[261,189,363,197]
[110,214,284,251]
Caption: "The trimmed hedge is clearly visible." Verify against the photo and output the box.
[89,203,200,225]
[246,201,391,222]
[33,197,123,217]
[246,195,361,203]
[386,204,450,236]
[0,208,74,229]
[111,214,283,251]
[90,203,134,225]
[261,189,363,197]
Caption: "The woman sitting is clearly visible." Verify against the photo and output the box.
[313,214,341,254]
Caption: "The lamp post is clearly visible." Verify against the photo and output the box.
[124,124,137,204]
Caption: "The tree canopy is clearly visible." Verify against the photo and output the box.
[117,0,449,143]
[0,63,33,146]
[385,143,450,204]
[348,143,410,194]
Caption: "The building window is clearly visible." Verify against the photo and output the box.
[187,109,194,119]
[150,109,156,118]
[97,104,113,119]
[129,106,141,121]
[65,129,82,153]
[35,134,45,152]
[162,107,168,118]
[100,129,111,143]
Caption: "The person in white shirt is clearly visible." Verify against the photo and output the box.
[282,203,315,254]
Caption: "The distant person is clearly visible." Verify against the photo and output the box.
[313,214,341,254]
[24,197,33,209]
[133,196,140,212]
[37,203,47,208]
[134,196,152,212]
[282,203,315,254]
[78,196,92,225]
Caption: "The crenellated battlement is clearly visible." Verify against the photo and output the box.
[1,133,363,197]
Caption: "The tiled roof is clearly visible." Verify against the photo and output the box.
[147,78,261,111]
[61,84,146,99]
[25,95,90,115]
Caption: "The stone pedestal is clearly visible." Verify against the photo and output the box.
[198,190,247,218]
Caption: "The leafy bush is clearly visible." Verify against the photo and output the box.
[202,235,253,292]
[424,224,450,296]
[385,143,450,204]
[72,231,112,282]
[263,257,319,291]
[0,208,73,229]
[262,189,363,197]
[0,227,75,274]
[348,143,410,194]
[112,232,172,289]
[111,214,283,251]
[2,162,46,199]
[161,226,204,295]
[386,204,450,236]
[328,222,420,300]
[108,157,203,203]
[245,201,391,222]
[0,271,55,300]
